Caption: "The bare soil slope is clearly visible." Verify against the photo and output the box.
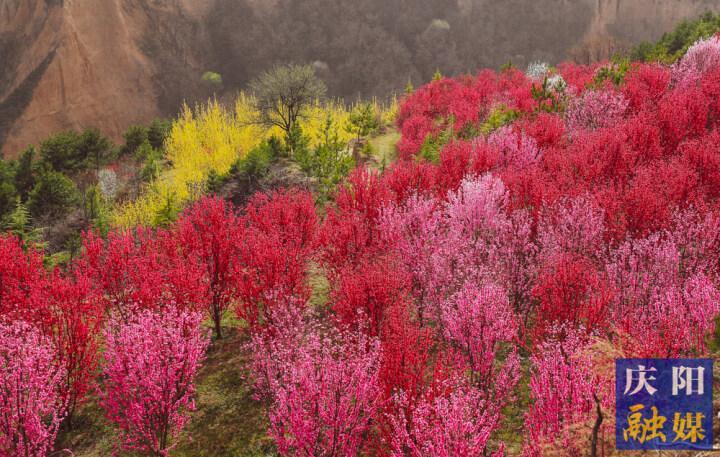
[0,0,209,158]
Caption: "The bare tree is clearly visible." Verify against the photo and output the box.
[250,64,326,154]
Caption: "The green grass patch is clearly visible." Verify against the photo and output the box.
[368,130,400,169]
[56,327,272,457]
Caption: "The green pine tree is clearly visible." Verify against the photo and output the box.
[4,198,44,248]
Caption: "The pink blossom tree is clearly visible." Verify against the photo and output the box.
[390,174,513,310]
[537,196,607,263]
[0,321,67,457]
[378,202,521,455]
[380,174,537,329]
[444,175,537,321]
[440,282,519,397]
[493,209,537,324]
[246,304,308,401]
[605,232,720,357]
[388,379,508,457]
[486,126,541,170]
[99,307,209,456]
[524,332,613,457]
[380,195,450,324]
[249,306,382,457]
[666,209,720,279]
[565,89,629,133]
[672,35,720,88]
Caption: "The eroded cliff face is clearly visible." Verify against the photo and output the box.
[1,0,718,158]
[0,0,209,158]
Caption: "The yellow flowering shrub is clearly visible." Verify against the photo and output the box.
[111,94,397,228]
[303,99,354,147]
[112,98,264,227]
[379,96,399,127]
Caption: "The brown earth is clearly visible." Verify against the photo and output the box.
[0,0,210,158]
[1,0,719,158]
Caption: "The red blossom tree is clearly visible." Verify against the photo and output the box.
[0,236,101,428]
[45,270,103,427]
[175,196,242,338]
[236,189,317,329]
[78,228,207,317]
[0,235,47,322]
[532,253,613,341]
[331,255,411,336]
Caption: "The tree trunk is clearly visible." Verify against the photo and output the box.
[213,304,222,339]
[590,392,603,457]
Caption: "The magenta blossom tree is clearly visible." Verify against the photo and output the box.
[249,306,382,457]
[524,331,612,457]
[388,379,508,457]
[99,307,210,456]
[0,321,67,457]
[440,282,519,397]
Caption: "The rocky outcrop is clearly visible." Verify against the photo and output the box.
[1,0,718,158]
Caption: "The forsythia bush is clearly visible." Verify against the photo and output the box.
[113,95,397,228]
[303,99,355,147]
[380,96,399,127]
[112,97,269,227]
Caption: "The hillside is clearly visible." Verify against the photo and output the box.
[5,5,720,455]
[2,0,720,158]
[0,11,718,452]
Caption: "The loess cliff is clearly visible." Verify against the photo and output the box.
[1,0,718,158]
